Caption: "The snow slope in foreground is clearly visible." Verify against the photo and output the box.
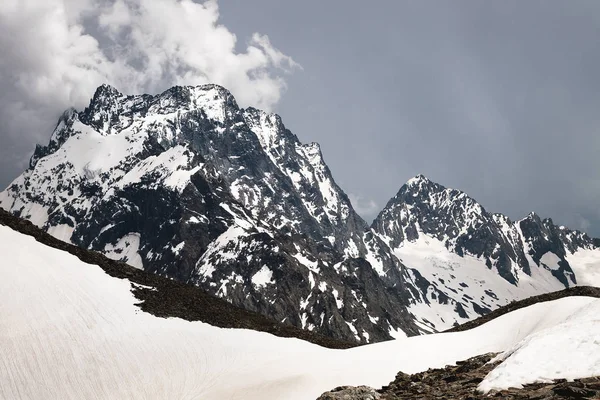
[1,224,600,400]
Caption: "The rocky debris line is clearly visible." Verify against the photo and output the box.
[445,286,600,333]
[318,353,600,399]
[0,208,357,349]
[375,353,499,399]
[317,386,381,400]
[487,374,600,399]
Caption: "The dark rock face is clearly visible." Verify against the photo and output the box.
[322,353,600,399]
[517,213,593,287]
[317,386,381,400]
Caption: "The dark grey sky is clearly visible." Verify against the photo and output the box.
[1,1,600,236]
[218,1,600,235]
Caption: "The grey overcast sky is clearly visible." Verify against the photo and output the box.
[1,1,600,236]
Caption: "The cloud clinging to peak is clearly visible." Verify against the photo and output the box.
[0,0,299,184]
[348,194,379,222]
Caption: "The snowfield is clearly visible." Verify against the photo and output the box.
[395,234,569,332]
[1,224,600,399]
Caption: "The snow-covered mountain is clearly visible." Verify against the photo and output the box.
[2,84,600,341]
[0,84,419,342]
[2,216,600,400]
[372,174,600,331]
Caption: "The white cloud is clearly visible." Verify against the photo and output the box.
[348,194,379,220]
[0,0,299,185]
[575,214,592,233]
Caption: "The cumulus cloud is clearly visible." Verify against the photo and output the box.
[0,0,299,186]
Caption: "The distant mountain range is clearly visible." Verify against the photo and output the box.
[2,84,599,342]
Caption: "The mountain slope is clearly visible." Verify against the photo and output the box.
[2,218,600,399]
[0,207,355,349]
[0,84,420,342]
[372,174,600,331]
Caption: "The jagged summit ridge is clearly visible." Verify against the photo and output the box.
[81,83,240,136]
[375,174,597,274]
[405,173,431,186]
[374,174,487,249]
[376,174,597,261]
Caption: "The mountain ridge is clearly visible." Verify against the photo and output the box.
[371,172,600,331]
[373,172,598,285]
[0,207,357,349]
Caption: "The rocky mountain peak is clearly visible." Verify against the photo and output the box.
[372,176,487,249]
[401,174,436,195]
[523,211,542,223]
[405,173,432,187]
[29,107,80,169]
[2,83,426,343]
[393,176,485,222]
[242,106,291,151]
[243,106,282,126]
[373,174,597,290]
[58,107,79,123]
[492,212,513,225]
[80,84,125,132]
[152,84,240,118]
[518,212,598,259]
[79,83,241,136]
[95,83,121,99]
